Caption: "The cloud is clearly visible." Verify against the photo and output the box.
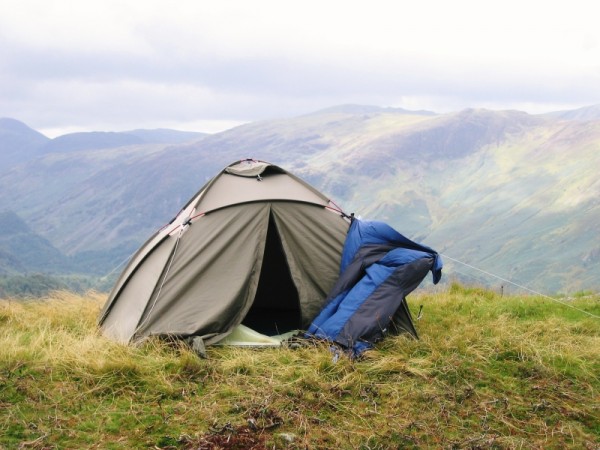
[1,0,600,134]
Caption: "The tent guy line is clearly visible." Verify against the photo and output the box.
[93,220,599,323]
[441,253,600,320]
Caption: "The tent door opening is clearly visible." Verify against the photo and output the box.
[241,212,301,335]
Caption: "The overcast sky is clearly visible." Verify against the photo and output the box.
[1,0,599,137]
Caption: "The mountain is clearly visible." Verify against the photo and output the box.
[41,129,207,153]
[308,104,436,116]
[0,106,598,294]
[0,118,50,168]
[545,104,600,121]
[41,132,146,153]
[0,210,71,275]
[0,121,207,173]
[125,128,207,144]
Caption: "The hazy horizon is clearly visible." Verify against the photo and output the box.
[2,0,599,137]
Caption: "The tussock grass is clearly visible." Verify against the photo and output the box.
[1,286,599,449]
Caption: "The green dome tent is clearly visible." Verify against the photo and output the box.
[98,159,350,349]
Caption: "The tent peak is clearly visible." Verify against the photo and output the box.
[225,159,286,178]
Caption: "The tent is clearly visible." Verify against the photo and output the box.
[306,219,443,356]
[98,159,351,347]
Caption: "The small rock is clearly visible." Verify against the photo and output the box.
[277,432,296,443]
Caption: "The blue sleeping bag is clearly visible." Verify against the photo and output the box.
[307,219,442,356]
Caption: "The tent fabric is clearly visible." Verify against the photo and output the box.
[307,219,442,356]
[215,324,298,346]
[98,159,350,345]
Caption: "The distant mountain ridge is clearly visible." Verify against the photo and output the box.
[0,118,207,168]
[544,104,600,121]
[0,118,50,168]
[0,105,598,294]
[41,132,146,153]
[41,129,207,153]
[308,104,436,116]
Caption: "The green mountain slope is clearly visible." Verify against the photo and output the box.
[0,107,598,294]
[0,210,71,274]
[421,119,600,293]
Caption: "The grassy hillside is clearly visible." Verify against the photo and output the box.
[1,287,598,449]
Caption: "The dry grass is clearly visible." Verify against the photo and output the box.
[1,286,599,449]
